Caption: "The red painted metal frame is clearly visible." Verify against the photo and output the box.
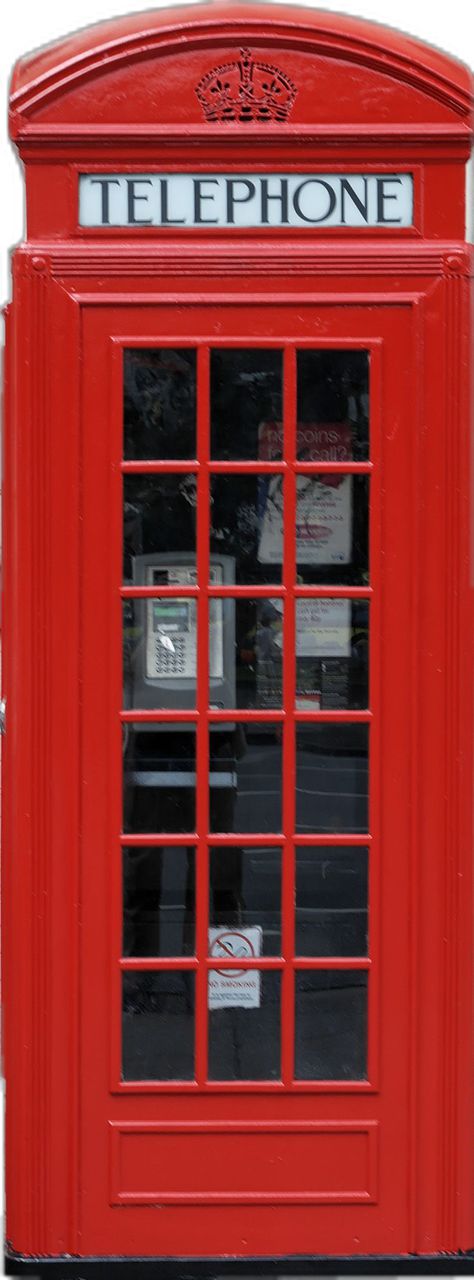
[1,264,471,1264]
[2,0,473,1266]
[1,249,471,1259]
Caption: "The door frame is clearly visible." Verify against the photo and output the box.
[79,294,411,1257]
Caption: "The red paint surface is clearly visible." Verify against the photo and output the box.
[2,2,473,1263]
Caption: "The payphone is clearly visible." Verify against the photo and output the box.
[127,552,235,709]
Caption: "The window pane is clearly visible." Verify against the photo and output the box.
[124,598,197,710]
[209,846,281,954]
[296,724,369,834]
[296,599,369,710]
[295,847,368,956]
[124,348,196,460]
[295,969,368,1080]
[208,971,280,1080]
[123,725,196,834]
[211,475,283,584]
[211,349,282,460]
[210,723,282,833]
[297,349,369,462]
[210,597,283,710]
[239,473,368,586]
[123,846,195,957]
[295,475,369,586]
[122,971,195,1080]
[123,476,196,584]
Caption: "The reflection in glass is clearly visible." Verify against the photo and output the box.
[123,598,197,710]
[211,349,283,461]
[209,847,281,953]
[209,723,282,833]
[295,725,369,834]
[297,349,369,462]
[123,846,195,957]
[210,475,283,584]
[124,348,196,460]
[295,475,369,586]
[294,969,368,1079]
[210,598,283,709]
[208,971,280,1080]
[295,847,368,956]
[123,475,196,584]
[211,473,369,587]
[296,599,369,710]
[122,971,195,1080]
[123,725,196,833]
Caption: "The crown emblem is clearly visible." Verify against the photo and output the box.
[195,48,297,123]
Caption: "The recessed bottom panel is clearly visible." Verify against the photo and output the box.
[110,1120,377,1204]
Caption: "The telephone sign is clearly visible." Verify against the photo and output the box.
[79,172,415,227]
[2,4,473,1277]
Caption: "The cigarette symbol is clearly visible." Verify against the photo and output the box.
[211,930,255,977]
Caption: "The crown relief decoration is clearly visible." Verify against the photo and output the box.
[195,48,297,123]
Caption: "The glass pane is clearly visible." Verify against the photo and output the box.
[210,723,282,833]
[208,970,280,1080]
[296,599,369,710]
[123,725,196,833]
[124,348,196,460]
[297,349,369,462]
[211,349,283,460]
[124,599,197,710]
[295,475,369,586]
[294,969,368,1080]
[123,846,195,957]
[295,724,369,834]
[210,597,283,710]
[123,476,196,584]
[295,847,368,956]
[210,475,283,584]
[209,846,281,954]
[122,971,195,1080]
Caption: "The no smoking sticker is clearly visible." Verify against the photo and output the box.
[208,927,262,1009]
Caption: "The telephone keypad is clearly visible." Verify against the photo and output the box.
[153,634,192,677]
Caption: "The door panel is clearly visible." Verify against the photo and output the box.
[80,300,413,1256]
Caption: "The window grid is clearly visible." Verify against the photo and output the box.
[120,340,371,1089]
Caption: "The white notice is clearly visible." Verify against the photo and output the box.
[258,473,352,566]
[208,927,262,1009]
[296,598,351,658]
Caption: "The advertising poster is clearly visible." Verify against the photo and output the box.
[258,422,353,566]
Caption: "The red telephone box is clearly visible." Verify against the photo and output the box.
[2,4,473,1273]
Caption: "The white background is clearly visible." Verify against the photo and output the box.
[0,0,472,1272]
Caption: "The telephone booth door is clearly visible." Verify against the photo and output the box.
[77,297,414,1256]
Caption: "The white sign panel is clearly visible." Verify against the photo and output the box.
[258,473,352,566]
[79,172,413,228]
[296,598,351,658]
[208,927,262,1009]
